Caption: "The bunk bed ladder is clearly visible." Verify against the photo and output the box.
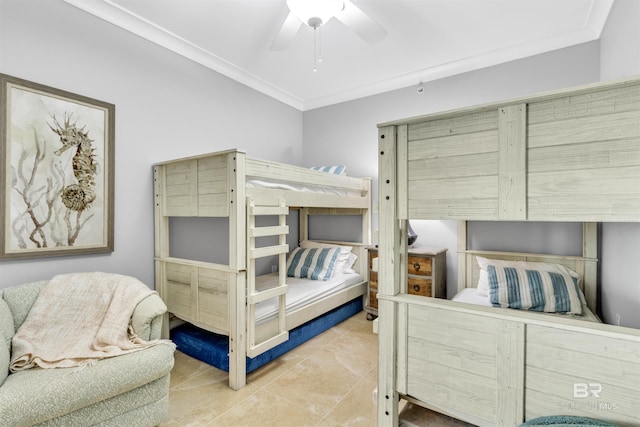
[246,197,290,358]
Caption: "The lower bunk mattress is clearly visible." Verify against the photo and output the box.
[171,296,363,373]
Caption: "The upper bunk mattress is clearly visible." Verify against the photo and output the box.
[246,177,361,197]
[451,288,601,323]
[254,272,364,324]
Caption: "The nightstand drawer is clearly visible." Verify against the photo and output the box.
[369,289,378,309]
[408,255,432,276]
[408,277,432,296]
[365,246,447,320]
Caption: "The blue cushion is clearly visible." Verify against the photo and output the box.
[310,165,346,175]
[286,247,340,281]
[488,265,584,315]
[520,416,619,426]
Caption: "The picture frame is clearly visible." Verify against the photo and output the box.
[0,74,115,259]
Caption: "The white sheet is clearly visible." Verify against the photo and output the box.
[452,288,601,322]
[246,177,360,197]
[254,272,364,324]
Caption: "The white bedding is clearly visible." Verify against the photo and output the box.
[254,272,364,324]
[246,177,360,197]
[452,288,601,323]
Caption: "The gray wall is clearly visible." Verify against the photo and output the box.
[0,0,302,289]
[598,0,640,328]
[303,21,639,328]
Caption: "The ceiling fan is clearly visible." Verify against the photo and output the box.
[271,0,388,51]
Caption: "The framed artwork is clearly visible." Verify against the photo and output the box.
[0,74,115,259]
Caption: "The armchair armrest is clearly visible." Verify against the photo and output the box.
[131,293,167,341]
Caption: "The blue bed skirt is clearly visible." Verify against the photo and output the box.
[171,297,363,373]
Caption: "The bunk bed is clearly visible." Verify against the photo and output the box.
[375,76,640,426]
[153,149,371,389]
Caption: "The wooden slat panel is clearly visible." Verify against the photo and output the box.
[408,152,498,180]
[409,175,497,200]
[197,193,229,217]
[407,360,497,424]
[198,290,228,332]
[529,166,640,197]
[408,109,498,141]
[527,325,640,364]
[496,321,525,426]
[408,337,497,379]
[408,305,498,357]
[528,110,640,149]
[529,139,640,173]
[164,160,197,216]
[527,342,640,387]
[407,129,498,160]
[529,196,640,221]
[498,104,527,220]
[197,154,228,171]
[528,84,640,125]
[409,198,498,220]
[198,180,227,195]
[526,367,640,424]
[165,263,194,318]
[529,164,640,221]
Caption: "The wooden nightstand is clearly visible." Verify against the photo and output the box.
[365,246,447,320]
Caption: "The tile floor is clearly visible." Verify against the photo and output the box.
[160,312,473,426]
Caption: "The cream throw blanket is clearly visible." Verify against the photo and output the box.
[10,272,164,371]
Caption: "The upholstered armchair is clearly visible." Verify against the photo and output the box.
[0,277,175,427]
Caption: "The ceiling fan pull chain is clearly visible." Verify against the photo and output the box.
[318,26,323,64]
[313,25,319,72]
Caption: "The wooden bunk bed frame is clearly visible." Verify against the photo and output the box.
[376,76,640,426]
[153,149,371,389]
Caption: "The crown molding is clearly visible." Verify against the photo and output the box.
[61,0,613,112]
[60,0,304,110]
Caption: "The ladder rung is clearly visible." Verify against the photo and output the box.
[248,332,289,358]
[249,225,289,238]
[248,284,288,304]
[251,244,288,259]
[251,205,288,216]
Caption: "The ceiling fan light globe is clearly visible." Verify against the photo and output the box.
[286,0,344,27]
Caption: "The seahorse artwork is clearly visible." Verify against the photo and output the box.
[49,113,99,212]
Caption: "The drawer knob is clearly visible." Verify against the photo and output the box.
[413,284,420,292]
[413,262,421,271]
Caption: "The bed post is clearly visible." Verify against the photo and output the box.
[377,125,403,426]
[457,221,468,293]
[228,151,247,390]
[583,222,598,313]
[153,165,170,339]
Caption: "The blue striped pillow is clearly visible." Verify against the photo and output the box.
[310,165,346,175]
[286,247,341,281]
[488,265,584,315]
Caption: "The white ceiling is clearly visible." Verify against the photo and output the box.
[60,0,613,111]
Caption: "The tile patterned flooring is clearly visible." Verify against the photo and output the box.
[160,312,472,426]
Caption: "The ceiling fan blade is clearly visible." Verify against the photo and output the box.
[271,11,302,51]
[336,0,388,44]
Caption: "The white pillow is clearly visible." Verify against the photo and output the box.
[476,256,581,296]
[300,240,353,277]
